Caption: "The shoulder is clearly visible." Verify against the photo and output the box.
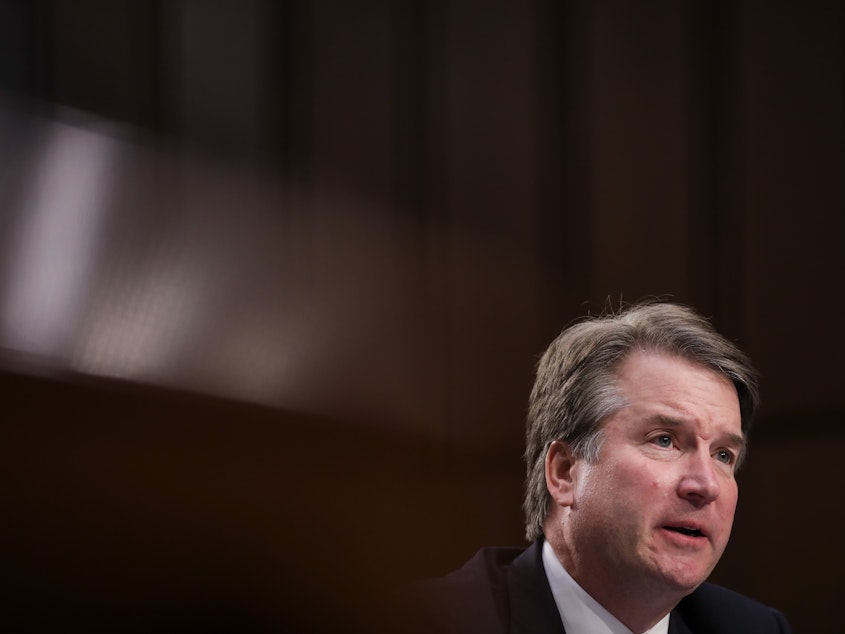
[410,546,526,633]
[431,545,527,588]
[673,582,793,633]
[409,541,563,634]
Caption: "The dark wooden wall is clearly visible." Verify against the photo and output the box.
[1,1,843,631]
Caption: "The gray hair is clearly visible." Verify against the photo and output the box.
[523,302,759,542]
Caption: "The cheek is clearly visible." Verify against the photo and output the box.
[575,458,664,513]
[713,484,739,543]
[722,484,739,518]
[617,460,669,494]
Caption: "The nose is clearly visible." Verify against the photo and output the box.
[677,450,720,507]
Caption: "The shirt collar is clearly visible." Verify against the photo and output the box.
[541,540,670,634]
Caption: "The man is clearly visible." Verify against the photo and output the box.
[414,302,792,633]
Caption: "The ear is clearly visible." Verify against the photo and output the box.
[545,440,577,508]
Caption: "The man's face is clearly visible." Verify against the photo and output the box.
[562,351,743,597]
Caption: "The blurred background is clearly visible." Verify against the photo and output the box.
[1,0,842,631]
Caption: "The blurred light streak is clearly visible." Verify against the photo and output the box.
[71,253,206,382]
[1,121,115,358]
[0,106,434,434]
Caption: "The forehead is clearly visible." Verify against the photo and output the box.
[612,351,742,431]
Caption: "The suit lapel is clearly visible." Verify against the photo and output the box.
[668,609,694,634]
[506,541,567,634]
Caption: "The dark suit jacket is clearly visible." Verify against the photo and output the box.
[413,540,792,634]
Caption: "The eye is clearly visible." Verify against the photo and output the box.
[652,434,674,449]
[715,449,735,465]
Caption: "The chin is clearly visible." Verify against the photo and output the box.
[660,567,711,595]
[648,558,714,595]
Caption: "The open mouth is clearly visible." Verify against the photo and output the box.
[664,526,704,538]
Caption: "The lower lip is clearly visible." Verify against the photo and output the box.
[660,528,708,548]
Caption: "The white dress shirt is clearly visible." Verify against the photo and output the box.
[542,540,670,634]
